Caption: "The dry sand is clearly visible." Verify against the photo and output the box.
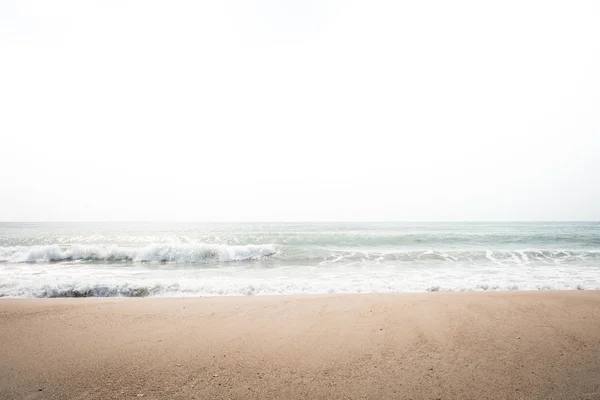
[1,291,600,399]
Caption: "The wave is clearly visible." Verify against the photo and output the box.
[310,248,600,266]
[0,243,277,264]
[1,244,600,265]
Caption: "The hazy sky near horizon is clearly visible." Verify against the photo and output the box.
[1,0,599,221]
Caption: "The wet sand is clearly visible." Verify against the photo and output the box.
[1,291,600,399]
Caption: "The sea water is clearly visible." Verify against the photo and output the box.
[0,222,599,297]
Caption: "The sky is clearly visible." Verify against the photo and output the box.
[1,0,599,221]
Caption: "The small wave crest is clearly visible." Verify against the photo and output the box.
[314,248,600,265]
[0,243,277,264]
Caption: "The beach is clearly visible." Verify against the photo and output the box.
[2,291,600,399]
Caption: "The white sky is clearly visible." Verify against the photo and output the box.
[1,0,599,221]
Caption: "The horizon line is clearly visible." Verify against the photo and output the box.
[1,220,599,224]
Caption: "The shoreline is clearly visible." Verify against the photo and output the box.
[1,288,597,300]
[2,291,600,399]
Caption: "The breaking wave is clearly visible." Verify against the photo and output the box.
[2,244,600,266]
[0,243,277,264]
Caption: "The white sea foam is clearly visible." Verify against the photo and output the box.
[0,243,277,264]
[1,257,599,297]
[1,274,597,298]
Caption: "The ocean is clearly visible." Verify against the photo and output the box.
[0,222,599,297]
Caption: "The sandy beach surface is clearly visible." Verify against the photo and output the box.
[1,291,600,400]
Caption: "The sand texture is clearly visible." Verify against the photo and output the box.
[1,291,600,399]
